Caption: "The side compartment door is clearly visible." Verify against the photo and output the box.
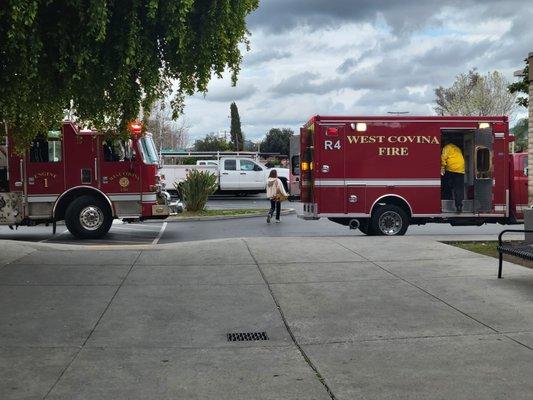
[290,134,301,196]
[315,125,345,213]
[63,125,98,189]
[220,159,240,190]
[474,128,493,212]
[346,186,366,214]
[25,130,65,217]
[515,154,528,217]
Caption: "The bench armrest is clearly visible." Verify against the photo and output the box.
[498,229,533,246]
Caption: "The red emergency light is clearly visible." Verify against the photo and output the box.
[128,121,143,137]
[326,127,338,136]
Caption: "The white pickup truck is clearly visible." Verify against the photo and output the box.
[161,157,289,196]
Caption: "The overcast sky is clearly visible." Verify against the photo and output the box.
[180,0,531,144]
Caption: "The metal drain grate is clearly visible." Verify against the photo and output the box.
[227,332,269,342]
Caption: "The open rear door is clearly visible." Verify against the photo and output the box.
[289,134,301,197]
[473,127,493,212]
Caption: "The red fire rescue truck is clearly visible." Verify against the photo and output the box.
[294,115,528,236]
[0,121,170,239]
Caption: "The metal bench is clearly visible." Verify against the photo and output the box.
[497,229,533,278]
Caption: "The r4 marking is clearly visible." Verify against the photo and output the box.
[324,140,341,150]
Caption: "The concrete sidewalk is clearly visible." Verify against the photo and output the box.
[1,237,532,399]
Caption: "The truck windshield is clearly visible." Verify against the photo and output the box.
[140,135,159,165]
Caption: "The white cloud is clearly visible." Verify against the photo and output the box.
[179,1,531,144]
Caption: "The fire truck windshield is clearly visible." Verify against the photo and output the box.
[140,135,159,165]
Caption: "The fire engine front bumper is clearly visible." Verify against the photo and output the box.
[151,204,171,217]
[297,203,320,220]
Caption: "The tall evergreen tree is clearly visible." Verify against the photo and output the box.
[230,102,244,151]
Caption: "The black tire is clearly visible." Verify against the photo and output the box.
[358,219,375,235]
[65,195,113,239]
[370,204,409,236]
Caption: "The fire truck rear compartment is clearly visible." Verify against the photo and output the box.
[440,129,485,214]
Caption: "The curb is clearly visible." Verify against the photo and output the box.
[162,208,295,223]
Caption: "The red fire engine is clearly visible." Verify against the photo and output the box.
[0,121,170,239]
[294,115,528,236]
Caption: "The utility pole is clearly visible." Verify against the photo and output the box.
[528,52,533,206]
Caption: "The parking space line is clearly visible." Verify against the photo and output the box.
[112,225,162,232]
[152,222,167,245]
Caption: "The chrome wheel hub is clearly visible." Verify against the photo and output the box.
[378,211,402,235]
[79,206,104,231]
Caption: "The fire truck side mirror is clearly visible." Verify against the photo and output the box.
[524,167,529,177]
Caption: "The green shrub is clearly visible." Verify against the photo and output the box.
[175,170,218,212]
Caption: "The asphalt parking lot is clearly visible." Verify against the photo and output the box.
[0,220,168,247]
[0,195,525,246]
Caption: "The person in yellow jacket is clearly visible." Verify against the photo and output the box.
[441,139,465,213]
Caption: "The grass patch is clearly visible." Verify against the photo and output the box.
[449,241,499,258]
[448,241,533,269]
[178,209,269,218]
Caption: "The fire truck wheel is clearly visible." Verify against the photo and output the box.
[358,219,375,235]
[371,205,409,236]
[65,195,113,239]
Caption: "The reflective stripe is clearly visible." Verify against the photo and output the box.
[27,193,156,203]
[108,193,156,202]
[108,195,141,201]
[494,205,506,212]
[141,194,157,203]
[27,195,59,203]
[314,179,441,187]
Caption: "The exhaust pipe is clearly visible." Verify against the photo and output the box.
[348,219,360,230]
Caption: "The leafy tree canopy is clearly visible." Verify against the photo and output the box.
[434,69,517,116]
[508,58,529,108]
[260,128,293,155]
[0,0,258,149]
[194,133,230,152]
